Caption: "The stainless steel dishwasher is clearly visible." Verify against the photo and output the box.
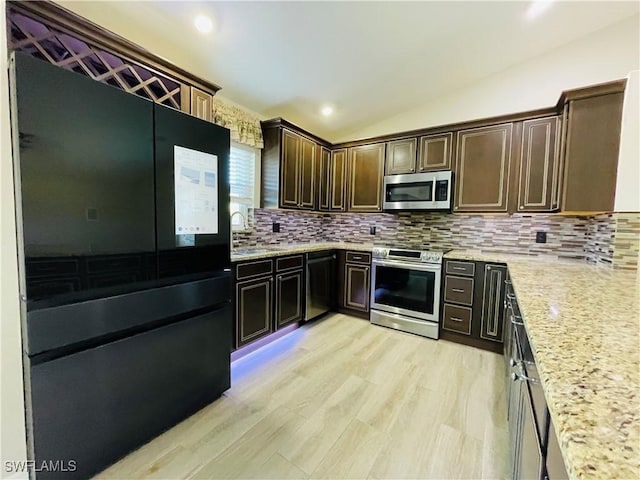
[305,251,336,321]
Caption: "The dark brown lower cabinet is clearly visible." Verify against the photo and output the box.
[275,270,303,328]
[480,264,507,342]
[234,255,305,349]
[236,276,272,347]
[441,260,506,353]
[338,250,371,318]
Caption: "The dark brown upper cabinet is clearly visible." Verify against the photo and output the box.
[418,132,453,172]
[318,147,331,210]
[347,143,385,212]
[517,116,560,212]
[385,138,417,175]
[299,136,317,209]
[262,123,319,210]
[330,149,347,211]
[280,129,301,208]
[454,123,513,213]
[318,147,346,211]
[559,92,624,213]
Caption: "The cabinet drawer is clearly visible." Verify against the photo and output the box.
[442,304,472,335]
[445,260,475,277]
[345,251,371,265]
[276,254,304,272]
[236,259,273,281]
[444,276,474,306]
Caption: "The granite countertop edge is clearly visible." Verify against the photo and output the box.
[230,242,375,261]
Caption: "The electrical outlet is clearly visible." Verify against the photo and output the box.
[535,231,547,244]
[272,222,280,233]
[370,226,376,235]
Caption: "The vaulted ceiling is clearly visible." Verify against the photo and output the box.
[56,1,639,142]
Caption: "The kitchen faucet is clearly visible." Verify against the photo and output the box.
[230,211,247,230]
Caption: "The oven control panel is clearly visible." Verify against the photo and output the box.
[372,248,388,259]
[372,247,445,264]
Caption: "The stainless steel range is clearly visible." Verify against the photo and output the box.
[370,247,446,339]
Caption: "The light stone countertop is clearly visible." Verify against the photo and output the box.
[446,249,640,480]
[230,242,374,262]
[231,244,640,479]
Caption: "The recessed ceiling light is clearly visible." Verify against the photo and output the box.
[194,15,213,34]
[321,106,333,117]
[525,0,555,20]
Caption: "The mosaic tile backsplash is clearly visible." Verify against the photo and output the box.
[233,209,640,270]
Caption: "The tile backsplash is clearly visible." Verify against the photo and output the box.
[233,209,640,269]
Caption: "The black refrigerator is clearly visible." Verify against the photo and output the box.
[11,52,232,479]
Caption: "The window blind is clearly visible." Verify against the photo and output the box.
[229,144,256,206]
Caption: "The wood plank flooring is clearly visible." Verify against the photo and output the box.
[96,313,508,479]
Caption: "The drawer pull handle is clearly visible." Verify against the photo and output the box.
[511,314,524,326]
[506,293,516,300]
[452,266,466,270]
[450,317,464,322]
[511,370,539,384]
[451,288,465,293]
[505,279,512,285]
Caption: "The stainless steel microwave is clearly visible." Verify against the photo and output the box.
[383,171,453,211]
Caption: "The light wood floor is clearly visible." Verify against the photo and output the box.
[96,313,508,480]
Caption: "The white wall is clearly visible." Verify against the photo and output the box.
[615,70,640,212]
[0,0,29,476]
[344,15,640,214]
[343,14,640,141]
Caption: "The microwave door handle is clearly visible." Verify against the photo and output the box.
[432,179,437,205]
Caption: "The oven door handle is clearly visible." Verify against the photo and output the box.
[372,259,441,272]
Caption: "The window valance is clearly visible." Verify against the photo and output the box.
[212,98,264,149]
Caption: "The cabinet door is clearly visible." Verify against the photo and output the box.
[344,264,370,312]
[561,93,623,212]
[348,143,385,212]
[331,149,347,211]
[385,138,417,175]
[299,137,317,209]
[546,418,569,480]
[280,129,300,208]
[517,117,560,212]
[518,386,544,480]
[275,270,303,328]
[318,147,331,211]
[480,264,507,343]
[454,123,513,212]
[190,87,212,122]
[418,132,453,172]
[236,277,272,347]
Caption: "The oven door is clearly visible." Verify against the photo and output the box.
[370,259,441,322]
